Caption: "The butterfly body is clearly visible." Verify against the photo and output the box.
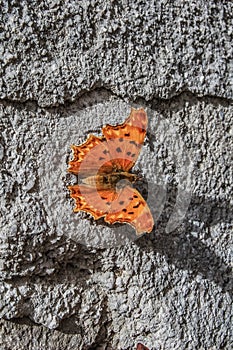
[81,171,138,190]
[68,108,154,235]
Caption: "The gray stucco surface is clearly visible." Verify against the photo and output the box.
[1,0,232,106]
[0,1,232,349]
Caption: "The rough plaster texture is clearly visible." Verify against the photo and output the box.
[0,0,232,350]
[0,0,232,106]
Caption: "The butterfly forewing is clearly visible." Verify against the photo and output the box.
[69,135,114,177]
[102,108,148,172]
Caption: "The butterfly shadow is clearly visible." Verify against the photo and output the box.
[135,183,232,295]
[7,192,232,336]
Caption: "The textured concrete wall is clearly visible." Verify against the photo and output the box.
[0,1,232,349]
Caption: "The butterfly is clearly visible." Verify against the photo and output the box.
[68,108,154,235]
[136,343,150,350]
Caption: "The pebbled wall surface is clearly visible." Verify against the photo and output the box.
[0,1,232,350]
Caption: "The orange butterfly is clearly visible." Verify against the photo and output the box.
[68,108,154,235]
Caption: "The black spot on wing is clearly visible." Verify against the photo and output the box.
[129,140,139,147]
[133,202,141,208]
[119,201,124,205]
[119,138,123,142]
[99,156,105,160]
[125,133,130,137]
[128,211,134,215]
[116,147,122,153]
[103,149,109,154]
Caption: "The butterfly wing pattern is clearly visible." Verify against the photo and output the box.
[68,108,154,235]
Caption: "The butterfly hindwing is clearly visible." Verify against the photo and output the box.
[69,183,154,235]
[105,185,154,235]
[68,184,117,220]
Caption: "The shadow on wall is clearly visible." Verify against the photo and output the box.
[7,190,232,339]
[135,184,232,295]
